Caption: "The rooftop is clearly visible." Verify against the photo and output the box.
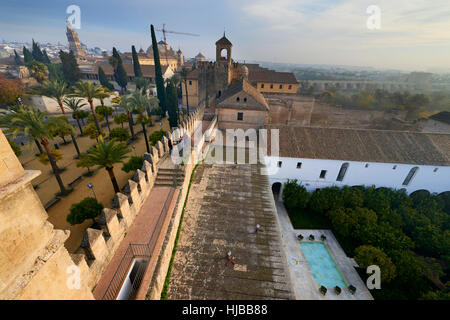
[266,125,450,166]
[217,79,270,111]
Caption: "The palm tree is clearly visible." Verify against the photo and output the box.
[0,106,68,194]
[97,87,112,133]
[77,138,130,193]
[31,80,70,115]
[128,90,151,153]
[51,115,81,158]
[115,97,136,140]
[63,97,87,135]
[73,81,104,135]
[180,67,190,115]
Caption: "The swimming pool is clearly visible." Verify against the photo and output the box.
[299,242,347,288]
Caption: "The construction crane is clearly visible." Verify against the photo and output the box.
[154,24,199,67]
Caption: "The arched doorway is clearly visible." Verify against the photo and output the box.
[272,182,282,201]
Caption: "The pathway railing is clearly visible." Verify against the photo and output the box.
[102,187,176,300]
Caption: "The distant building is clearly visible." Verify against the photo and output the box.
[65,20,86,61]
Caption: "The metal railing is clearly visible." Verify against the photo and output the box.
[102,187,176,300]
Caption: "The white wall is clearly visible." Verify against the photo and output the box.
[25,94,119,113]
[265,156,450,195]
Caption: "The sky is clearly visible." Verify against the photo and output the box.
[1,0,450,71]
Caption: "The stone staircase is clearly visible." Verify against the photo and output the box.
[154,167,184,188]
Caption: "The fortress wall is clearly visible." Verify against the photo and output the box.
[73,105,206,296]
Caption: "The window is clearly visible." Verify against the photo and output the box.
[434,168,438,172]
[244,97,247,102]
[270,84,274,89]
[236,97,240,102]
[261,84,265,88]
[296,162,302,169]
[279,85,283,89]
[402,167,418,186]
[320,170,327,179]
[365,163,369,168]
[336,163,349,181]
[278,161,282,168]
[289,85,292,90]
[189,80,192,85]
[393,165,397,170]
[237,112,243,121]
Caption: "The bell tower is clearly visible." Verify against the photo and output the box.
[215,32,232,65]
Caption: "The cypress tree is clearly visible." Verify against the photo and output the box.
[59,50,81,85]
[23,46,33,63]
[42,50,51,64]
[98,66,114,91]
[31,39,45,63]
[166,80,178,128]
[131,45,143,79]
[14,50,23,66]
[110,47,127,94]
[150,24,167,114]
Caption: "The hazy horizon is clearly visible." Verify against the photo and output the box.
[1,0,450,72]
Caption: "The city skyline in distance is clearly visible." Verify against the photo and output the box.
[1,0,450,72]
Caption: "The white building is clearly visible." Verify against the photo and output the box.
[264,125,450,197]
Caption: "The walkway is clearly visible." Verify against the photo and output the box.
[167,163,294,300]
[93,186,179,300]
[274,200,373,300]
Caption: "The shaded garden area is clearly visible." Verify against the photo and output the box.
[282,180,450,300]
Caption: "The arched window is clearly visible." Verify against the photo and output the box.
[336,162,349,181]
[236,97,240,102]
[402,167,418,186]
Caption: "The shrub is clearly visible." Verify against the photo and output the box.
[66,197,104,226]
[38,148,63,165]
[109,127,130,142]
[114,113,128,127]
[151,106,164,117]
[354,245,396,283]
[7,138,22,157]
[282,179,310,212]
[309,187,344,214]
[122,156,144,173]
[149,129,167,146]
[84,123,104,140]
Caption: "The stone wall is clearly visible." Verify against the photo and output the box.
[73,105,206,295]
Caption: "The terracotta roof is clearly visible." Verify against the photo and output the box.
[186,68,198,80]
[267,125,450,166]
[216,79,269,111]
[248,69,298,84]
[82,63,169,78]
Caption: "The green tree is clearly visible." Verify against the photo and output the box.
[67,197,104,226]
[109,127,130,142]
[128,89,151,152]
[166,79,179,128]
[73,81,104,134]
[131,45,143,79]
[84,123,103,141]
[98,66,114,91]
[22,46,32,63]
[122,156,144,173]
[149,129,166,145]
[282,179,310,212]
[59,50,81,85]
[150,24,167,114]
[354,245,396,283]
[31,39,45,63]
[77,138,130,193]
[64,97,87,135]
[109,47,127,94]
[114,113,128,128]
[26,60,48,83]
[42,50,51,64]
[7,137,22,157]
[14,49,23,66]
[0,106,67,194]
[31,80,69,114]
[95,88,113,133]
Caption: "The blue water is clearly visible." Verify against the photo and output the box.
[300,242,347,288]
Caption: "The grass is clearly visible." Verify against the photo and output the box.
[160,163,200,300]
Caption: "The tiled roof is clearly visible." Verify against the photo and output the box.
[266,125,450,166]
[186,68,199,80]
[248,69,298,84]
[216,79,269,111]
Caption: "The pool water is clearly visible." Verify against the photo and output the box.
[299,242,347,288]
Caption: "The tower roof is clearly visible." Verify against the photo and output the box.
[215,33,232,46]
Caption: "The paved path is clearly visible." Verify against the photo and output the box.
[274,200,373,300]
[93,186,179,300]
[167,163,295,300]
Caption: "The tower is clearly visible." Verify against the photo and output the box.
[177,49,184,67]
[0,129,93,299]
[215,32,232,66]
[66,20,86,60]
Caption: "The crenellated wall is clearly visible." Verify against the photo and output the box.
[73,104,206,293]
